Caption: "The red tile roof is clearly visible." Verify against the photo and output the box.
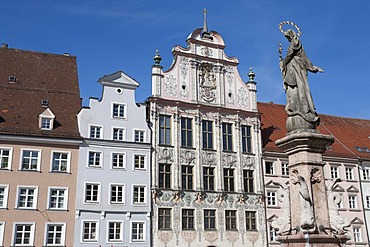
[0,47,81,139]
[258,102,370,160]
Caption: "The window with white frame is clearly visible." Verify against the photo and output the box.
[265,161,275,175]
[281,163,289,176]
[133,185,146,204]
[113,128,125,141]
[202,120,213,149]
[349,195,357,209]
[112,153,125,169]
[45,223,65,246]
[241,125,252,153]
[21,150,40,171]
[112,103,126,118]
[110,184,124,204]
[159,115,171,145]
[48,188,67,210]
[222,122,233,151]
[41,117,52,130]
[0,148,11,169]
[225,210,237,230]
[270,225,277,241]
[89,125,102,139]
[353,227,362,242]
[0,222,4,246]
[363,168,370,180]
[345,167,354,180]
[223,168,235,192]
[108,221,123,242]
[366,196,370,208]
[13,223,35,246]
[51,152,69,172]
[82,221,98,242]
[331,166,339,179]
[84,183,100,203]
[134,130,145,142]
[17,186,37,209]
[131,222,145,242]
[134,155,146,170]
[204,209,216,230]
[88,151,101,168]
[181,117,193,148]
[267,191,277,206]
[0,185,9,208]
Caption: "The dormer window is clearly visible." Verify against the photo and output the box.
[38,108,55,130]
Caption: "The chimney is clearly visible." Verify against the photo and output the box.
[1,43,8,48]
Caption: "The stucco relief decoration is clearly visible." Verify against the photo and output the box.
[242,155,255,169]
[158,147,173,163]
[237,86,249,107]
[227,89,235,105]
[180,150,196,165]
[271,182,291,235]
[179,57,189,98]
[201,46,213,57]
[310,167,322,184]
[225,231,239,247]
[246,231,259,246]
[204,231,218,244]
[202,151,217,165]
[181,231,196,247]
[327,178,351,235]
[165,74,177,96]
[222,153,237,167]
[158,231,174,247]
[225,65,234,86]
[199,63,217,102]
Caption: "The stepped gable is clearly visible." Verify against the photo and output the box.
[0,47,81,138]
[258,102,370,159]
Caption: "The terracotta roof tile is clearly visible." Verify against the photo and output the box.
[0,47,82,139]
[258,102,370,160]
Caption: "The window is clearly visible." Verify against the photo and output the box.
[90,126,101,139]
[159,164,171,189]
[241,125,252,153]
[270,225,277,241]
[110,184,124,204]
[0,222,4,246]
[112,153,125,169]
[202,120,213,149]
[17,186,37,209]
[88,151,101,167]
[82,221,98,242]
[204,209,216,230]
[267,191,277,206]
[203,167,215,191]
[113,128,125,141]
[158,208,172,230]
[223,168,235,192]
[13,223,35,246]
[182,209,195,230]
[281,163,289,176]
[265,161,274,175]
[133,185,146,204]
[182,165,193,190]
[51,152,69,172]
[225,210,237,230]
[349,195,357,209]
[21,150,40,171]
[222,123,233,151]
[85,183,100,203]
[134,155,146,170]
[245,211,257,230]
[41,118,52,130]
[331,166,339,179]
[0,148,11,169]
[366,196,370,208]
[345,167,354,180]
[0,185,9,208]
[159,115,171,145]
[240,170,253,193]
[48,188,67,210]
[181,117,193,147]
[131,222,145,242]
[353,227,362,242]
[134,130,145,142]
[363,169,370,180]
[108,221,122,242]
[45,223,65,246]
[112,103,125,118]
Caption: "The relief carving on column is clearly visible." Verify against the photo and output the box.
[271,182,291,235]
[327,178,351,235]
[199,63,217,102]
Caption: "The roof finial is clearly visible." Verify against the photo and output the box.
[248,67,256,82]
[153,49,162,65]
[203,8,208,33]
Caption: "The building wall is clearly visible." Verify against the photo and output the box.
[0,140,79,247]
[74,73,151,246]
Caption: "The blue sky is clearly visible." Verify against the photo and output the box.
[1,1,370,119]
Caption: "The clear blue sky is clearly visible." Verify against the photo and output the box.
[1,1,370,119]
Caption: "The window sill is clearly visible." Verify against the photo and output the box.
[18,169,41,173]
[158,144,174,148]
[204,229,218,231]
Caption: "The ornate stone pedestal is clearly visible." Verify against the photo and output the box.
[275,131,350,246]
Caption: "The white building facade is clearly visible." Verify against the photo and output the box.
[75,71,151,246]
[148,25,267,247]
